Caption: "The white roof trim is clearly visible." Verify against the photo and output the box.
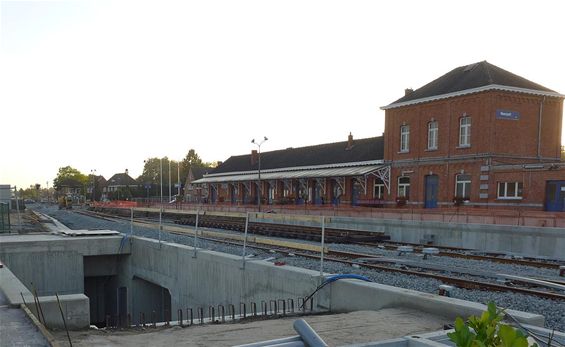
[201,159,384,179]
[380,84,565,110]
[193,164,385,184]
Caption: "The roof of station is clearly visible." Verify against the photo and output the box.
[213,136,383,174]
[107,172,137,186]
[193,136,384,184]
[382,61,564,110]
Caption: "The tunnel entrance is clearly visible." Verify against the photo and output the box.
[84,275,118,327]
[83,255,125,327]
[132,276,171,324]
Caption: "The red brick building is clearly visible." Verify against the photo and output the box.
[193,135,388,207]
[194,61,564,211]
[382,61,564,210]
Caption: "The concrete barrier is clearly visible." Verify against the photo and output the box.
[328,279,544,326]
[0,264,90,329]
[254,214,565,260]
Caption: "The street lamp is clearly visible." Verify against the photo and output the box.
[90,169,96,202]
[251,136,268,212]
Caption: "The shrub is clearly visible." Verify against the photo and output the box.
[447,302,538,347]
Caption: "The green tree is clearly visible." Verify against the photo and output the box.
[53,166,88,191]
[137,150,216,197]
[138,157,171,185]
[179,149,216,183]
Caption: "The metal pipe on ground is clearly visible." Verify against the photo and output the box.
[293,319,328,347]
[233,336,304,347]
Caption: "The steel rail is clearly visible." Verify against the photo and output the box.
[354,241,562,270]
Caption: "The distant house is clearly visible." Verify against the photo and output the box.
[106,170,138,200]
[184,166,209,203]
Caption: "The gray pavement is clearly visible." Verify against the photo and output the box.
[0,289,50,347]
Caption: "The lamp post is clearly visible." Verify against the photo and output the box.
[251,136,268,212]
[168,159,172,203]
[160,157,163,244]
[177,161,181,196]
[90,169,96,202]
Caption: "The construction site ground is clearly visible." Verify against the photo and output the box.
[52,308,451,347]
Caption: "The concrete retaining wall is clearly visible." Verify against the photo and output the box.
[253,213,565,260]
[125,237,324,323]
[0,235,130,296]
[126,236,545,327]
[0,264,90,329]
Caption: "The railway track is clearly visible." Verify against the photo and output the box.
[77,208,565,302]
[172,214,390,243]
[354,241,563,270]
[86,208,564,269]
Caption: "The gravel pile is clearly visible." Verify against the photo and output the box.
[35,205,565,331]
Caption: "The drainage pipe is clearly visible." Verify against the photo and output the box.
[233,336,304,347]
[293,319,328,347]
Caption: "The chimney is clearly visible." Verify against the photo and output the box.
[346,132,354,150]
[125,168,129,176]
[405,88,414,96]
[251,150,258,166]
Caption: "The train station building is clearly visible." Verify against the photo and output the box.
[193,61,565,211]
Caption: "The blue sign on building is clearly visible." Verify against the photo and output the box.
[496,109,520,120]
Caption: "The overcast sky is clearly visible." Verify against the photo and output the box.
[1,0,564,189]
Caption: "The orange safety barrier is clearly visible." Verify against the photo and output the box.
[92,200,138,208]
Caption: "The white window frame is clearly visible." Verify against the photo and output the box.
[397,176,410,199]
[400,125,410,152]
[455,174,471,200]
[459,116,471,147]
[373,179,385,199]
[427,121,438,150]
[497,182,523,199]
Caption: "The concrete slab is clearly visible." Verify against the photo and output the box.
[0,262,91,329]
[0,305,50,346]
[54,309,451,347]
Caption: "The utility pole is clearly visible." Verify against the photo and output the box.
[251,136,268,212]
[177,162,180,196]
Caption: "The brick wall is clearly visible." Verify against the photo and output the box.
[384,90,564,209]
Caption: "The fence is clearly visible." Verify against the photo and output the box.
[0,203,10,233]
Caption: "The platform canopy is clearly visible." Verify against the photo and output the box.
[192,161,386,184]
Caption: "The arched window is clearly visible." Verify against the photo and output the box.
[427,121,438,150]
[459,116,471,147]
[400,124,410,152]
[398,176,410,199]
